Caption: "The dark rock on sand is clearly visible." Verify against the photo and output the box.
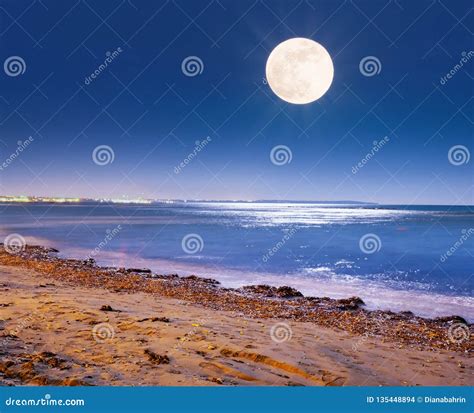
[145,274,168,279]
[151,316,170,323]
[45,247,59,254]
[137,316,170,323]
[126,268,152,274]
[399,311,414,317]
[335,296,365,311]
[276,286,304,298]
[100,304,120,312]
[434,315,468,325]
[144,349,170,365]
[241,285,303,298]
[183,275,220,285]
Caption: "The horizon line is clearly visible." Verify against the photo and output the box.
[0,194,473,207]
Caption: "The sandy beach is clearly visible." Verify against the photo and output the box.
[0,246,472,386]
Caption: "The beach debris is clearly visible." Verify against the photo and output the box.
[434,315,468,325]
[208,377,223,384]
[144,349,170,365]
[335,297,365,311]
[100,305,120,312]
[152,316,170,323]
[0,245,472,354]
[240,285,303,298]
[0,351,80,386]
[126,268,152,274]
[137,316,170,323]
[82,258,96,266]
[183,275,220,285]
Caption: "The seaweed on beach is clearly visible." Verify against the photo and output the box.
[0,245,471,353]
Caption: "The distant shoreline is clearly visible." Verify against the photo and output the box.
[1,197,473,208]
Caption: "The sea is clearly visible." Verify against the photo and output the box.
[1,201,473,321]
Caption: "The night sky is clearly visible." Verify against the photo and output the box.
[0,0,472,204]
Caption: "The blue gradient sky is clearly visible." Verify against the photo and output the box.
[0,0,472,204]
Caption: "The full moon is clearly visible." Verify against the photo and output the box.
[265,38,334,104]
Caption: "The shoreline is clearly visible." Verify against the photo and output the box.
[5,235,473,321]
[1,229,474,323]
[62,249,474,322]
[0,245,472,386]
[1,245,472,353]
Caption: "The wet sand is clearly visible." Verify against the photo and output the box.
[0,246,472,386]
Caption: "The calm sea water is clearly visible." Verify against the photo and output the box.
[1,202,473,320]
